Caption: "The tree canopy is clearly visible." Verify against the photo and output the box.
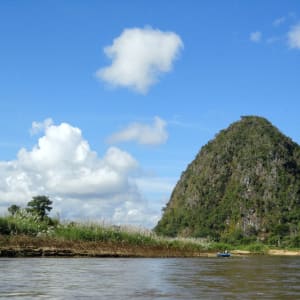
[8,204,20,216]
[26,195,53,220]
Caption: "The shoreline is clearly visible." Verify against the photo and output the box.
[0,235,211,258]
[1,235,300,258]
[1,245,300,258]
[0,246,215,258]
[0,245,216,258]
[2,215,300,258]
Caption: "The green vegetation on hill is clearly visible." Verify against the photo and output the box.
[155,116,300,247]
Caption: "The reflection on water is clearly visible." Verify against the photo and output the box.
[0,256,300,299]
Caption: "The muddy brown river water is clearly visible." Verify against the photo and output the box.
[0,256,300,299]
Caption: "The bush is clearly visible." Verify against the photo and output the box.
[220,229,244,245]
[210,242,232,251]
[244,243,267,253]
[0,211,53,236]
[290,235,300,248]
[0,218,10,235]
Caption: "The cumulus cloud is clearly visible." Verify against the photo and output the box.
[112,199,160,226]
[30,118,53,135]
[96,27,183,93]
[0,119,163,227]
[135,177,176,195]
[108,116,168,145]
[288,23,300,49]
[250,31,262,43]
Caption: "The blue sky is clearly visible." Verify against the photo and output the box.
[0,1,300,227]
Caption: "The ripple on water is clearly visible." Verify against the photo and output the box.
[0,257,299,299]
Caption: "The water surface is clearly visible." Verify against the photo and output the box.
[0,256,300,299]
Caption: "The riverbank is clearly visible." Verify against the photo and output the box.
[1,215,300,258]
[268,249,300,256]
[1,235,300,258]
[0,235,213,258]
[232,249,300,256]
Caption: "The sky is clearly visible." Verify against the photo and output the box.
[0,0,300,228]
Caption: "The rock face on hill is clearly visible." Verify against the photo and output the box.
[155,116,300,246]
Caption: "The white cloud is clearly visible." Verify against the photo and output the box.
[0,119,166,227]
[112,199,160,227]
[135,177,176,195]
[96,27,183,93]
[108,116,168,145]
[250,31,262,43]
[288,23,300,49]
[273,17,286,27]
[30,118,53,135]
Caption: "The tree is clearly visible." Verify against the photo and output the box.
[26,195,53,220]
[8,204,20,216]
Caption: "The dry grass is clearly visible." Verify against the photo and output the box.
[0,234,212,257]
[0,216,213,257]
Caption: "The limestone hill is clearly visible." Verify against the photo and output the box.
[155,116,300,247]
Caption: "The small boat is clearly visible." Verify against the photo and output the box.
[217,252,231,257]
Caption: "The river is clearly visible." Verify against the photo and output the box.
[0,256,300,299]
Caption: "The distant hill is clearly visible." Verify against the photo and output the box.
[155,116,300,247]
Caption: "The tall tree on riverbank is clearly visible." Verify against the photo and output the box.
[26,195,53,220]
[8,204,20,216]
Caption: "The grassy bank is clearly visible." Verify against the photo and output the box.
[1,215,299,257]
[0,215,213,257]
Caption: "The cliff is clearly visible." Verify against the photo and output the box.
[155,116,300,247]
